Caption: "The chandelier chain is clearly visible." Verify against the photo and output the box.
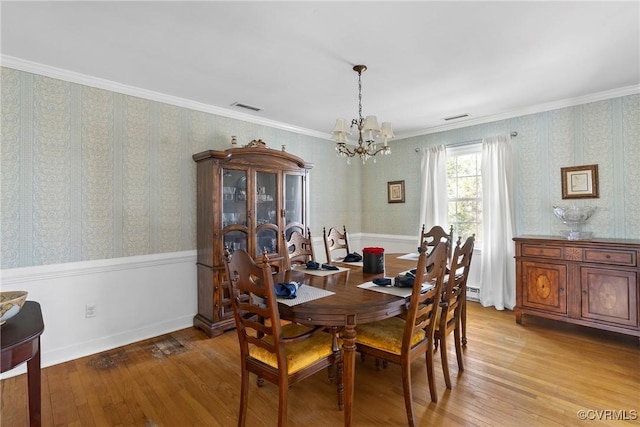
[357,69,363,126]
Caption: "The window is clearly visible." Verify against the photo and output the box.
[446,144,482,243]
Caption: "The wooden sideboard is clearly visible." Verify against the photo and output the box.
[514,236,640,338]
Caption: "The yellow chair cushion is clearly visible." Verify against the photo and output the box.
[249,323,335,374]
[356,317,425,355]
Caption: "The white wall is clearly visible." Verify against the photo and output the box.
[0,250,197,379]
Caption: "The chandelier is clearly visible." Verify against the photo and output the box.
[331,65,394,164]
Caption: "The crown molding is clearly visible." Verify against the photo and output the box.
[1,55,330,140]
[3,55,637,143]
[398,84,640,140]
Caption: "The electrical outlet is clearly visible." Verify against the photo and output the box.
[85,303,97,318]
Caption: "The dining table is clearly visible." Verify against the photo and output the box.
[276,253,419,427]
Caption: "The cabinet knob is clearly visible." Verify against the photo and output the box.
[606,254,611,259]
[559,287,564,292]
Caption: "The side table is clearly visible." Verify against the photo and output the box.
[1,301,45,427]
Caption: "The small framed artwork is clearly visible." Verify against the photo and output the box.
[387,180,405,203]
[561,164,599,199]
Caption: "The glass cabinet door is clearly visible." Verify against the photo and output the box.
[284,173,304,239]
[256,171,277,226]
[255,171,278,257]
[222,169,247,228]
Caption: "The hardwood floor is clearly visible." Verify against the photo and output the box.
[2,302,639,426]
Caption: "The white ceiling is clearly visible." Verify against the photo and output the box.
[2,1,639,140]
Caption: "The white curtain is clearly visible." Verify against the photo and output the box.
[480,134,515,310]
[418,145,448,240]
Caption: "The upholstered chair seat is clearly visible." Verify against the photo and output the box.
[355,317,425,355]
[250,323,336,375]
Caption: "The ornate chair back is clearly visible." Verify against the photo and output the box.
[283,228,315,269]
[323,225,350,263]
[420,224,454,261]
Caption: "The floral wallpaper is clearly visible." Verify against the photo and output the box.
[361,94,640,240]
[1,67,361,268]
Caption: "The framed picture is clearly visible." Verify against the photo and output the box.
[387,180,405,203]
[561,164,599,199]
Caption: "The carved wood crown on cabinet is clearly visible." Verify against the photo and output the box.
[193,145,313,337]
[514,236,640,339]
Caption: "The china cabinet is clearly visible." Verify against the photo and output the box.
[514,236,640,339]
[193,141,312,337]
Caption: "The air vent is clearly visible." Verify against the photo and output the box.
[231,102,263,112]
[443,113,470,121]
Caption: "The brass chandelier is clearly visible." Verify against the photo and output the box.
[331,65,394,164]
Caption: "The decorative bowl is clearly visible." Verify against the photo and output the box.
[0,291,28,325]
[552,205,597,223]
[552,205,597,240]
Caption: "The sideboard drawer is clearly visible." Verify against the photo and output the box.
[521,245,562,259]
[584,249,636,266]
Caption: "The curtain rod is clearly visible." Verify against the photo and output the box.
[415,131,518,152]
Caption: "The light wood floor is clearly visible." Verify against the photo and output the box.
[2,302,639,427]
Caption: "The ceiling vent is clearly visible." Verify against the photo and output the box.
[231,102,263,112]
[443,113,470,121]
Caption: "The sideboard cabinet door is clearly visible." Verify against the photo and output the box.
[581,267,638,328]
[521,261,567,315]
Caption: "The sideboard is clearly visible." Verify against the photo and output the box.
[514,236,640,338]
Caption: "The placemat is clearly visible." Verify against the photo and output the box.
[292,265,350,276]
[397,253,419,260]
[340,261,363,267]
[358,281,434,298]
[277,285,335,306]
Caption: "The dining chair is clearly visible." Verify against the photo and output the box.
[354,240,449,426]
[323,225,350,263]
[223,249,342,427]
[434,234,475,389]
[281,229,342,387]
[420,224,453,260]
[282,228,315,269]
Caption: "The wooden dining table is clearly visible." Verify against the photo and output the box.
[276,253,418,427]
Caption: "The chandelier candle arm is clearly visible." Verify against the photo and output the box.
[332,64,393,164]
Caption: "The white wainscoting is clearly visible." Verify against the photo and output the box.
[0,250,197,379]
